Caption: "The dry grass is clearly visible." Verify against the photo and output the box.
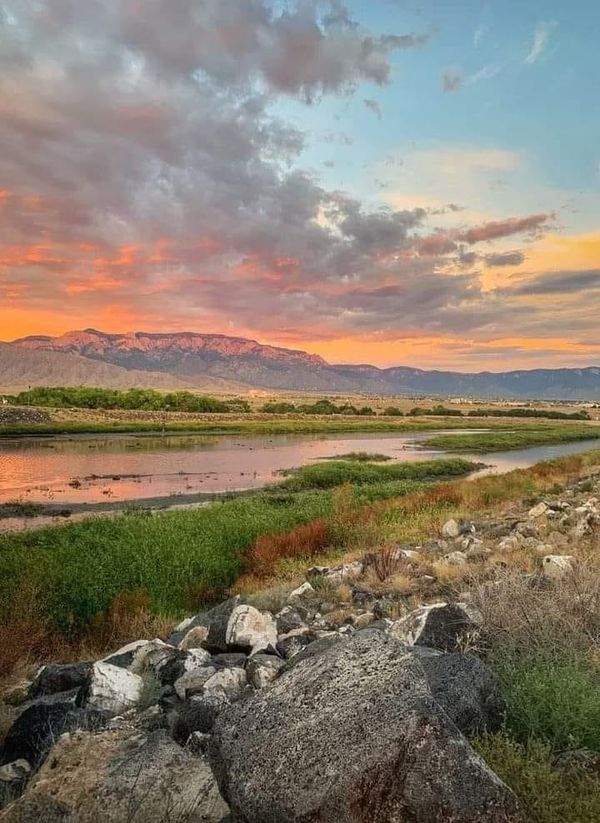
[250,518,331,577]
[470,562,600,660]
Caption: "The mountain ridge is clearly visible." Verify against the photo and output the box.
[6,329,600,400]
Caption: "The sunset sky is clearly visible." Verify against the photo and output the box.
[1,0,599,370]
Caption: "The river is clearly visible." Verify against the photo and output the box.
[0,430,598,532]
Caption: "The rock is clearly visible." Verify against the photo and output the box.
[2,728,229,822]
[528,501,549,518]
[203,668,247,699]
[212,653,247,669]
[28,662,92,699]
[154,647,212,686]
[542,554,576,580]
[167,596,241,650]
[350,612,375,630]
[82,662,143,716]
[0,760,31,810]
[444,550,469,565]
[442,518,461,538]
[390,602,482,653]
[224,605,277,653]
[174,667,217,700]
[276,633,313,659]
[209,632,522,823]
[275,606,307,635]
[102,639,155,670]
[246,654,285,689]
[288,581,314,601]
[398,548,421,561]
[407,646,503,735]
[170,692,231,744]
[178,625,209,650]
[1,698,105,767]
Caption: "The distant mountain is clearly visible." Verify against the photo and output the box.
[8,329,600,400]
[0,341,241,394]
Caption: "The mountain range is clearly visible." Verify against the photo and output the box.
[2,328,600,400]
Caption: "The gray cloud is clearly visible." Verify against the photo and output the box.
[363,98,383,119]
[501,270,600,296]
[0,1,560,344]
[442,71,463,92]
[483,251,525,267]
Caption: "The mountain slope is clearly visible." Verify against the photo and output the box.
[0,342,241,394]
[9,330,600,399]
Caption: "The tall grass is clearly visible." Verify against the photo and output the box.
[426,426,600,453]
[278,456,475,491]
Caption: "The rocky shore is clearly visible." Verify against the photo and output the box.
[1,472,599,822]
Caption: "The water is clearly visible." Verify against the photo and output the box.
[0,430,598,531]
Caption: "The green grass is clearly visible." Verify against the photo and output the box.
[475,734,600,823]
[424,426,600,453]
[277,457,476,491]
[494,653,600,753]
[0,457,475,634]
[0,416,507,438]
[323,451,393,462]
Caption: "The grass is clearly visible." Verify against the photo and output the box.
[474,734,600,823]
[277,456,476,491]
[425,425,600,453]
[0,417,473,438]
[322,451,393,461]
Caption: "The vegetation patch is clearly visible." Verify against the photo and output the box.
[474,734,600,823]
[322,451,392,462]
[277,457,476,491]
[424,426,600,453]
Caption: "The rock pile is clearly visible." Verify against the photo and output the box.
[0,592,521,822]
[2,474,598,821]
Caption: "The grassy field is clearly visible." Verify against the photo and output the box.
[0,456,476,658]
[424,425,600,452]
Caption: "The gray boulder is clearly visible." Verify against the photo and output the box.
[0,760,31,810]
[28,662,92,699]
[1,728,229,822]
[245,654,285,689]
[169,597,276,654]
[406,645,504,735]
[390,602,482,652]
[1,698,105,767]
[209,632,522,822]
[170,692,231,745]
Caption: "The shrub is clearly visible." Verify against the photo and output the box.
[475,734,600,823]
[249,518,331,576]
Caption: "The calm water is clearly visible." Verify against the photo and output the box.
[0,431,598,531]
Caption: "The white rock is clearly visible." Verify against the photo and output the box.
[0,759,32,782]
[182,647,212,670]
[528,502,549,518]
[289,582,315,601]
[542,554,576,580]
[443,551,468,566]
[85,662,143,716]
[178,624,209,650]
[498,536,521,552]
[174,666,217,700]
[226,605,277,651]
[173,615,194,633]
[203,667,247,699]
[398,549,421,561]
[441,519,461,538]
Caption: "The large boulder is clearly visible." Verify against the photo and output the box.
[28,662,92,698]
[81,662,143,716]
[406,645,504,735]
[390,602,482,652]
[1,698,104,767]
[209,632,522,822]
[0,728,229,822]
[169,597,277,654]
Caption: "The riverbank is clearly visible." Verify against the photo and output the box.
[425,426,600,452]
[1,449,599,821]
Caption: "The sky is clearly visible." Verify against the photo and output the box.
[1,0,599,371]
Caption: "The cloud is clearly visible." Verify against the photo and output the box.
[0,1,574,354]
[483,251,525,267]
[363,98,383,119]
[442,71,462,93]
[501,269,600,296]
[525,21,556,65]
[458,214,551,244]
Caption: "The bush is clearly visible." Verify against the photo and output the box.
[475,734,600,823]
[495,654,600,752]
[12,386,241,413]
